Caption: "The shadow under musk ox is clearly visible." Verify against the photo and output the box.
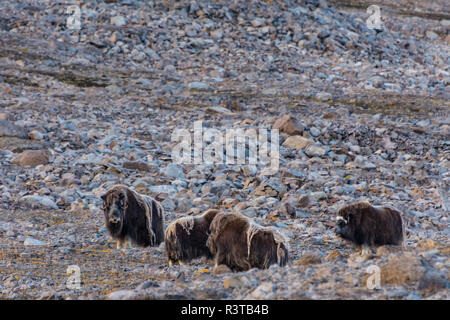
[101,184,165,249]
[206,212,289,272]
[335,201,404,254]
[164,209,220,265]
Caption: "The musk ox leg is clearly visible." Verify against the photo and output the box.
[125,237,133,248]
[361,245,371,255]
[116,239,123,249]
[214,249,227,269]
[168,259,174,266]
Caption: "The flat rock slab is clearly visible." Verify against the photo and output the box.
[0,119,29,139]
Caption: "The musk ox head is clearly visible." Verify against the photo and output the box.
[101,187,129,237]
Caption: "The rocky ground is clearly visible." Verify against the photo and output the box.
[0,0,449,300]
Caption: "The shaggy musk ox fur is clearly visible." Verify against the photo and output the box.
[335,201,404,252]
[164,209,220,265]
[101,185,165,248]
[206,212,289,271]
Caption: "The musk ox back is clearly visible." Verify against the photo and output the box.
[335,201,403,253]
[164,209,220,265]
[101,185,165,249]
[206,212,289,272]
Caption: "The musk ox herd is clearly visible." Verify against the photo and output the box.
[101,185,405,272]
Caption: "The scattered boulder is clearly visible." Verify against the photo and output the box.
[123,161,151,172]
[273,115,304,135]
[380,253,426,285]
[12,150,49,167]
[21,195,58,209]
[418,270,449,293]
[213,264,231,275]
[294,251,322,266]
[0,119,29,138]
[282,136,313,150]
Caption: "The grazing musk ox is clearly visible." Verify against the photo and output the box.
[335,201,404,254]
[206,212,289,271]
[101,185,165,249]
[164,209,220,265]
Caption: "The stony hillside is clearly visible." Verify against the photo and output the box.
[0,0,448,299]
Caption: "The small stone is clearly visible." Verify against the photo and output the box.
[206,106,233,115]
[309,127,321,137]
[213,264,231,275]
[417,239,438,251]
[426,31,438,40]
[29,130,45,140]
[316,92,332,101]
[123,161,150,172]
[111,16,126,27]
[279,202,296,218]
[273,115,303,135]
[251,18,264,27]
[304,144,326,158]
[188,82,213,91]
[210,30,223,39]
[164,164,185,179]
[241,207,258,218]
[224,276,246,289]
[282,136,313,150]
[418,271,449,292]
[294,251,322,265]
[38,291,61,300]
[254,180,287,200]
[22,195,58,209]
[349,145,361,153]
[176,197,193,212]
[296,194,310,208]
[161,198,176,211]
[136,280,159,291]
[0,112,10,120]
[242,165,257,177]
[109,32,118,43]
[107,290,137,300]
[247,282,274,299]
[309,191,327,202]
[325,250,342,261]
[355,155,377,169]
[24,237,47,246]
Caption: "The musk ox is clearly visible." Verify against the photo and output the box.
[206,212,289,272]
[164,209,220,266]
[335,201,404,254]
[101,184,165,249]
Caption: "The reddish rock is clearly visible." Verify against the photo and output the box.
[122,161,151,172]
[12,150,49,167]
[273,115,303,135]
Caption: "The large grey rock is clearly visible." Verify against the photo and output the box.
[22,195,59,209]
[0,119,29,138]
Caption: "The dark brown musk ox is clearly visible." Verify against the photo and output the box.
[164,209,220,266]
[206,212,289,272]
[335,201,404,254]
[101,185,165,249]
